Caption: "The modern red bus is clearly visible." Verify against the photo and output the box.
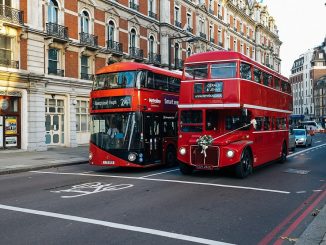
[177,51,293,178]
[89,62,181,168]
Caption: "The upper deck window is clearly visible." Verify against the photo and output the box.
[240,62,252,80]
[253,68,262,83]
[93,71,138,90]
[211,62,236,79]
[185,64,208,80]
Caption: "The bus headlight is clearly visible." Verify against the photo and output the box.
[128,153,137,162]
[89,152,93,161]
[179,147,186,155]
[226,150,235,158]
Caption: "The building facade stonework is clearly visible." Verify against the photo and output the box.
[0,0,282,151]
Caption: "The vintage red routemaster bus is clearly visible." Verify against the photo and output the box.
[89,62,182,168]
[177,51,293,178]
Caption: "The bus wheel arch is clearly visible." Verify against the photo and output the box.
[235,146,253,178]
[165,144,177,166]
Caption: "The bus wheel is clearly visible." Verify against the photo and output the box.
[165,146,177,167]
[179,162,194,175]
[235,148,253,178]
[279,142,287,163]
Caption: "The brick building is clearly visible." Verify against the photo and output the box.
[0,0,282,151]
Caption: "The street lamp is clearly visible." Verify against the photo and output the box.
[168,35,198,70]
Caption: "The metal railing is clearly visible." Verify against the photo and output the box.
[175,21,182,28]
[148,11,157,19]
[80,32,98,48]
[186,26,193,33]
[80,73,94,80]
[129,2,139,11]
[199,32,207,39]
[148,52,161,65]
[46,23,69,40]
[48,67,64,76]
[174,58,183,69]
[129,47,143,59]
[0,59,19,69]
[107,40,123,54]
[0,5,24,25]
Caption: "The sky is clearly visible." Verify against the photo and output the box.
[261,0,326,77]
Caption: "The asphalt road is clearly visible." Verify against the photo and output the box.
[0,135,325,245]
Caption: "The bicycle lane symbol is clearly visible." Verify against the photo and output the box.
[51,182,134,198]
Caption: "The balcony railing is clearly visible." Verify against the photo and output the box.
[199,32,206,39]
[186,26,193,33]
[46,23,69,41]
[129,2,139,11]
[148,52,161,65]
[0,5,24,25]
[80,32,98,48]
[107,40,123,54]
[80,73,94,80]
[174,58,183,70]
[175,20,182,28]
[129,47,143,60]
[48,67,64,77]
[148,11,157,19]
[0,59,19,69]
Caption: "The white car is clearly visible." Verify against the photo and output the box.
[293,129,312,147]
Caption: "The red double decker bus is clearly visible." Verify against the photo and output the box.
[89,62,181,168]
[177,51,292,178]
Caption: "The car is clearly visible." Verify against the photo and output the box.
[289,131,296,151]
[293,129,312,147]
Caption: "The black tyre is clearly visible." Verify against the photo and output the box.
[165,146,177,167]
[179,162,194,175]
[235,148,253,178]
[279,142,287,163]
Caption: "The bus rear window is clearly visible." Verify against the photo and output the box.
[211,62,236,79]
[180,110,203,132]
[185,64,208,80]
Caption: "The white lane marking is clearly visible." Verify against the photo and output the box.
[288,143,326,158]
[140,169,179,178]
[313,190,323,192]
[0,204,233,245]
[296,191,306,194]
[51,182,133,198]
[30,171,290,194]
[315,141,321,143]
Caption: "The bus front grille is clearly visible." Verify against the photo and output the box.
[190,146,219,167]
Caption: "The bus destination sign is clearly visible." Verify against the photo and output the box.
[194,82,223,99]
[92,96,131,110]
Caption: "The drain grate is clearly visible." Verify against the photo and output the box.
[284,168,310,175]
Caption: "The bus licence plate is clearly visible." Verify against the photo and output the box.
[103,160,115,165]
[196,165,214,170]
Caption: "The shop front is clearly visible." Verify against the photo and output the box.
[0,95,21,149]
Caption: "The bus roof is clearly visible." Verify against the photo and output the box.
[184,51,288,81]
[96,62,182,78]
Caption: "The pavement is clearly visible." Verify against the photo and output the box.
[0,145,325,244]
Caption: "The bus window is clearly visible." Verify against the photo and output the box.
[253,68,262,83]
[147,71,155,89]
[262,72,272,87]
[263,117,270,130]
[163,115,177,137]
[155,73,168,90]
[274,77,280,90]
[206,110,218,131]
[168,77,180,92]
[211,62,236,79]
[185,64,208,80]
[281,80,289,93]
[255,117,263,131]
[180,110,202,132]
[240,62,252,80]
[93,72,137,90]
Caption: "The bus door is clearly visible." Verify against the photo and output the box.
[144,113,162,163]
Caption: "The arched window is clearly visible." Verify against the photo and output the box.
[149,36,154,54]
[48,0,58,23]
[81,11,90,33]
[187,47,192,57]
[130,28,136,48]
[108,20,115,48]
